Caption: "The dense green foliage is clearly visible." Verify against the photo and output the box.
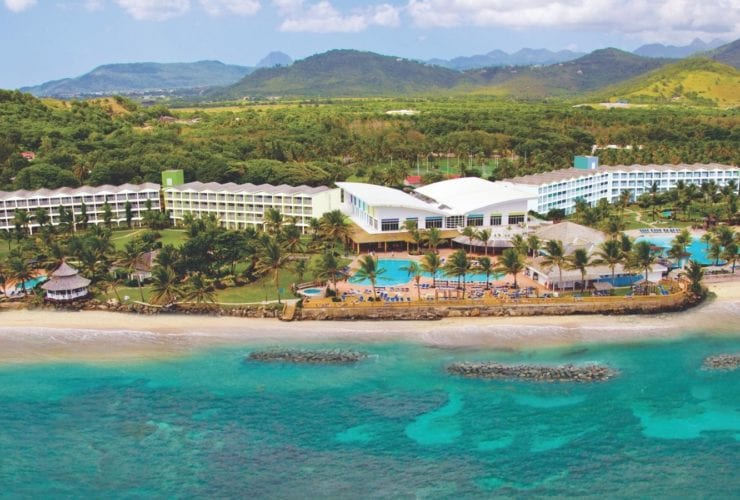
[0,89,737,192]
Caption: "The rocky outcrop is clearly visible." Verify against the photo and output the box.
[702,354,740,371]
[246,348,367,364]
[447,362,617,382]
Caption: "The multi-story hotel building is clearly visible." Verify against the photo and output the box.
[0,183,161,233]
[162,181,340,231]
[506,159,740,215]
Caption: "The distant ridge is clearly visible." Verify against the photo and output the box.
[633,38,726,59]
[705,38,740,69]
[429,48,585,70]
[21,60,253,97]
[215,49,465,98]
[257,51,293,68]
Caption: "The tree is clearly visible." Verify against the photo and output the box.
[649,181,659,221]
[444,249,470,298]
[685,260,704,297]
[700,232,713,250]
[79,202,89,230]
[354,255,385,301]
[13,209,30,236]
[281,223,303,254]
[593,239,623,287]
[618,189,632,218]
[263,208,283,235]
[462,226,476,253]
[628,241,657,286]
[255,235,290,304]
[400,260,423,301]
[313,252,344,291]
[293,258,308,283]
[319,210,351,255]
[708,240,723,266]
[8,256,33,297]
[102,202,113,229]
[526,234,540,257]
[509,234,528,256]
[495,248,525,289]
[33,207,50,231]
[149,266,183,306]
[477,228,492,256]
[476,256,493,290]
[124,201,133,229]
[184,273,217,306]
[426,227,442,253]
[421,252,442,289]
[542,239,566,290]
[567,248,591,292]
[118,240,146,301]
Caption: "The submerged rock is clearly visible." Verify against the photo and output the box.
[702,354,740,371]
[446,362,617,382]
[246,348,367,364]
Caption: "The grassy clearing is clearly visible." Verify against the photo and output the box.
[111,228,188,251]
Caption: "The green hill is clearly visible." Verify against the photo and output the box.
[213,49,467,98]
[22,61,253,97]
[705,38,740,69]
[470,48,672,97]
[593,58,740,106]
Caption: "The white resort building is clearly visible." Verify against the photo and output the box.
[163,181,340,232]
[506,160,740,215]
[0,183,161,233]
[336,177,537,252]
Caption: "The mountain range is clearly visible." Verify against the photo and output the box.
[428,48,586,70]
[17,39,740,103]
[632,38,726,58]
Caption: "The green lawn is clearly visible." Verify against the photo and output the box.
[110,228,188,251]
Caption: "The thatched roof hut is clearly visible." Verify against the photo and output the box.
[41,262,90,301]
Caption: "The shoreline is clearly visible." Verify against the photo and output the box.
[0,281,738,364]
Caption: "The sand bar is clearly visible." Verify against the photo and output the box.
[0,281,738,364]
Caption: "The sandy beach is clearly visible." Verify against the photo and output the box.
[0,281,738,364]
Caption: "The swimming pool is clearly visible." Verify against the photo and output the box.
[349,259,503,286]
[299,288,323,296]
[9,275,47,295]
[636,235,724,266]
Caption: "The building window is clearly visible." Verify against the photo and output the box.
[490,215,502,226]
[381,218,399,232]
[425,216,443,228]
[509,214,526,225]
[445,215,464,228]
[466,214,484,227]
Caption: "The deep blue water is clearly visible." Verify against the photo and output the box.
[0,336,738,497]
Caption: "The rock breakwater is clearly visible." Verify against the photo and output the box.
[702,354,740,371]
[447,362,617,382]
[246,349,367,364]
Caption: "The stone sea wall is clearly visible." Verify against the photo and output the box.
[447,362,617,382]
[297,293,699,321]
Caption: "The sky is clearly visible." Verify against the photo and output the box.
[1,0,738,89]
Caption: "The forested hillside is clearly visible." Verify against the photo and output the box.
[0,90,737,193]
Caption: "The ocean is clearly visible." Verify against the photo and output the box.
[0,333,738,497]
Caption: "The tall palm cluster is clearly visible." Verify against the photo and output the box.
[0,207,353,307]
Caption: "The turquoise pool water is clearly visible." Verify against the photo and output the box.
[637,235,724,266]
[300,288,322,295]
[0,335,738,497]
[350,259,503,286]
[13,275,47,292]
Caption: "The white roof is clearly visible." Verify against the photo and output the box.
[335,182,446,213]
[164,181,329,196]
[413,177,535,214]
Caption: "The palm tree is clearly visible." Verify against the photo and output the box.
[400,260,423,301]
[319,210,351,255]
[526,234,540,257]
[649,181,659,221]
[313,252,344,291]
[667,243,685,273]
[354,255,385,301]
[426,227,442,253]
[510,234,528,256]
[495,248,525,289]
[0,229,12,252]
[149,266,183,306]
[444,249,470,298]
[721,241,737,273]
[476,256,493,290]
[593,239,623,287]
[293,258,308,283]
[567,248,591,292]
[708,241,723,266]
[685,260,704,296]
[619,233,633,254]
[263,208,283,235]
[255,235,290,304]
[541,239,566,290]
[421,252,442,289]
[673,229,692,267]
[33,207,50,231]
[602,217,623,240]
[118,240,146,301]
[628,241,658,285]
[618,189,632,218]
[184,273,217,306]
[97,273,122,302]
[8,256,33,297]
[0,263,7,298]
[477,228,492,256]
[462,226,476,253]
[281,223,303,254]
[700,232,713,250]
[13,210,30,236]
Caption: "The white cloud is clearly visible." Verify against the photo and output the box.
[4,0,36,12]
[276,0,401,33]
[405,0,740,43]
[199,0,261,16]
[114,0,190,21]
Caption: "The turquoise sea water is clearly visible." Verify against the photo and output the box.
[1,334,739,497]
[350,258,503,286]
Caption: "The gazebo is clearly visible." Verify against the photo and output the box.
[41,262,91,301]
